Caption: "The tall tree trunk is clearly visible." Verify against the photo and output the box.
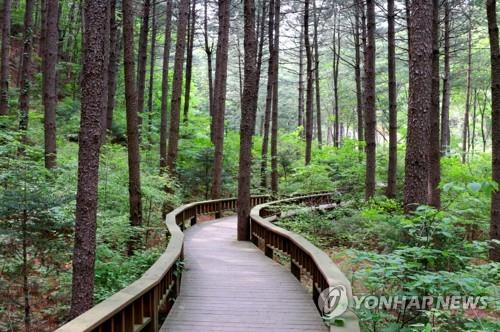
[0,0,11,115]
[260,0,275,188]
[404,0,433,211]
[123,0,142,252]
[146,0,157,145]
[364,0,376,200]
[39,0,47,60]
[440,0,451,154]
[463,10,473,164]
[270,0,280,194]
[487,0,500,262]
[304,0,313,165]
[42,0,59,169]
[210,0,231,199]
[70,0,109,318]
[237,37,244,105]
[237,0,258,241]
[69,3,82,99]
[105,0,120,134]
[405,0,411,57]
[298,25,304,130]
[312,0,322,148]
[481,90,488,153]
[136,0,151,130]
[386,0,397,198]
[18,0,35,137]
[255,0,267,105]
[354,0,363,145]
[428,0,441,208]
[203,0,214,141]
[183,0,196,123]
[166,0,190,172]
[159,0,173,172]
[332,5,340,147]
[471,88,478,155]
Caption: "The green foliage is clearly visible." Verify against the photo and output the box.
[277,135,366,195]
[0,117,182,327]
[282,163,334,194]
[94,246,162,303]
[0,133,74,330]
[278,189,499,331]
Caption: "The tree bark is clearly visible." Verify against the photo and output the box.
[312,0,321,148]
[260,0,275,188]
[42,0,59,169]
[159,0,173,172]
[39,0,47,61]
[298,24,304,130]
[146,0,157,146]
[486,0,500,262]
[237,36,244,105]
[481,90,488,153]
[105,0,120,134]
[364,0,376,200]
[183,0,196,123]
[354,0,363,145]
[123,0,143,251]
[0,0,11,116]
[471,88,478,155]
[237,0,258,241]
[332,5,340,147]
[270,0,280,194]
[304,0,313,165]
[386,0,397,198]
[203,0,214,141]
[166,0,190,172]
[256,1,267,100]
[18,0,35,137]
[463,10,473,164]
[210,0,231,199]
[428,0,441,208]
[440,0,451,154]
[405,0,411,58]
[136,0,151,130]
[70,0,109,318]
[404,0,433,211]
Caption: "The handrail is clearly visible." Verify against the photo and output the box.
[250,193,360,332]
[56,195,269,332]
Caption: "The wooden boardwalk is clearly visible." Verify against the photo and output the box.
[161,216,328,332]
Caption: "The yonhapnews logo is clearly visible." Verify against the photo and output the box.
[317,285,491,319]
[317,285,349,319]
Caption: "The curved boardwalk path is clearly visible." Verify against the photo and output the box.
[161,216,327,332]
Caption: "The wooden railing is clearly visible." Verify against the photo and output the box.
[250,193,360,331]
[56,196,269,332]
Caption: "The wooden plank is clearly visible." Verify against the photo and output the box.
[161,216,327,332]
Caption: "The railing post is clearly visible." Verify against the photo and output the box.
[154,286,160,332]
[312,282,320,309]
[265,245,273,258]
[291,261,301,281]
[215,201,222,219]
[190,215,197,226]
